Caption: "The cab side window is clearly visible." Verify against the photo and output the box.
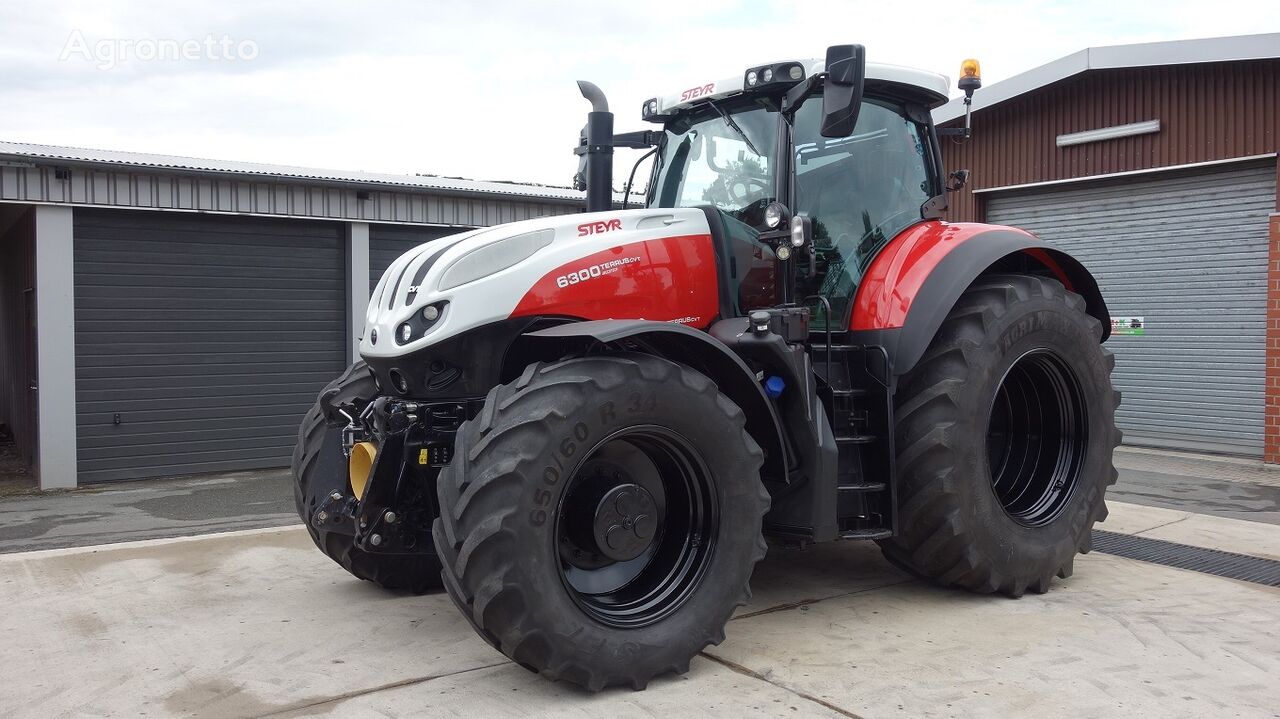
[793,99,932,327]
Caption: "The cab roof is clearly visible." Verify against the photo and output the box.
[651,59,951,119]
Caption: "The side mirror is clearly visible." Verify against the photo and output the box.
[946,169,970,192]
[820,44,865,138]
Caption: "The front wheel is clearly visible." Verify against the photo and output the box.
[879,273,1120,597]
[433,354,769,691]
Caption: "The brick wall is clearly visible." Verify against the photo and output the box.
[1266,213,1280,464]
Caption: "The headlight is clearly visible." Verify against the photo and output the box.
[437,228,554,291]
[763,202,788,229]
[395,301,447,345]
[790,215,810,247]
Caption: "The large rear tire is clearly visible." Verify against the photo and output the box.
[879,273,1120,597]
[433,354,769,691]
[292,361,443,593]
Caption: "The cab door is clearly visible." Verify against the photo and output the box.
[791,97,936,328]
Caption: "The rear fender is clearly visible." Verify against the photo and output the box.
[850,221,1110,376]
[513,320,788,481]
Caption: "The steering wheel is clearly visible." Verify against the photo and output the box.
[727,177,770,206]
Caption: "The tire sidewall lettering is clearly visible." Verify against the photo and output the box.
[627,391,657,414]
[996,309,1075,356]
[527,393,661,531]
[532,422,594,527]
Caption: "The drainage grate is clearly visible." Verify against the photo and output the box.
[1091,530,1280,587]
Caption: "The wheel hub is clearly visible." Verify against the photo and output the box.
[592,484,658,561]
[555,427,718,628]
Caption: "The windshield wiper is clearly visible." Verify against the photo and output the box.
[706,99,763,158]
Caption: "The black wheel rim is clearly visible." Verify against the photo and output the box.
[986,350,1088,527]
[554,425,718,628]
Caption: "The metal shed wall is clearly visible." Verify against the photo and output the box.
[940,60,1279,222]
[987,161,1277,455]
[73,209,347,482]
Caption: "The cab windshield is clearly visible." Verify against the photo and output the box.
[649,102,779,227]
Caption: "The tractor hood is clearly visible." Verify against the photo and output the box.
[360,207,714,359]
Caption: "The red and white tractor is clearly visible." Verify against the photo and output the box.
[293,46,1119,691]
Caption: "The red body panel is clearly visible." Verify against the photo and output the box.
[510,234,721,329]
[850,221,1036,330]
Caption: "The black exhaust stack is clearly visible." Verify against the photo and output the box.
[574,81,614,213]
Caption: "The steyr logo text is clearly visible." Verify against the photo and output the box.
[577,219,622,236]
[680,83,715,101]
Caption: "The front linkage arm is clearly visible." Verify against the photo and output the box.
[312,397,469,555]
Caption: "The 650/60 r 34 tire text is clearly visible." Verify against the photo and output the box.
[433,353,770,692]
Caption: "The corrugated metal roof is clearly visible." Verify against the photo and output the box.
[0,140,590,203]
[935,33,1280,123]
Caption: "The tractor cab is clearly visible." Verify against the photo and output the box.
[640,60,948,327]
[575,48,964,336]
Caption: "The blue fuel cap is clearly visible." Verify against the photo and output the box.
[764,376,785,399]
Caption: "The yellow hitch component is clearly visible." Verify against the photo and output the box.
[349,441,377,500]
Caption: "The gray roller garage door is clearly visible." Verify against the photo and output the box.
[986,160,1277,456]
[74,210,347,482]
[369,224,464,291]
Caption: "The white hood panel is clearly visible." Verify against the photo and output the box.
[360,207,711,359]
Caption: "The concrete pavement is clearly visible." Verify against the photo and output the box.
[1109,447,1280,525]
[2,446,1279,717]
[0,470,297,553]
[1,500,1277,718]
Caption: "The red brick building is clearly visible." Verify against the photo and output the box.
[937,34,1280,461]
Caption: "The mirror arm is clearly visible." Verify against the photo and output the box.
[612,130,662,149]
[782,73,824,116]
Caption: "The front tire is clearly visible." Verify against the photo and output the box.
[879,273,1120,597]
[433,354,769,691]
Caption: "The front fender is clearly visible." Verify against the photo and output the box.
[850,220,1110,376]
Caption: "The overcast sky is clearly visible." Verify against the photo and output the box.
[1,1,1276,188]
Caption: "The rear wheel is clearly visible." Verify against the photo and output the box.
[292,361,442,593]
[433,354,769,691]
[879,274,1120,597]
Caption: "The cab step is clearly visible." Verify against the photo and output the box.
[834,434,877,445]
[838,482,887,492]
[839,528,893,540]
